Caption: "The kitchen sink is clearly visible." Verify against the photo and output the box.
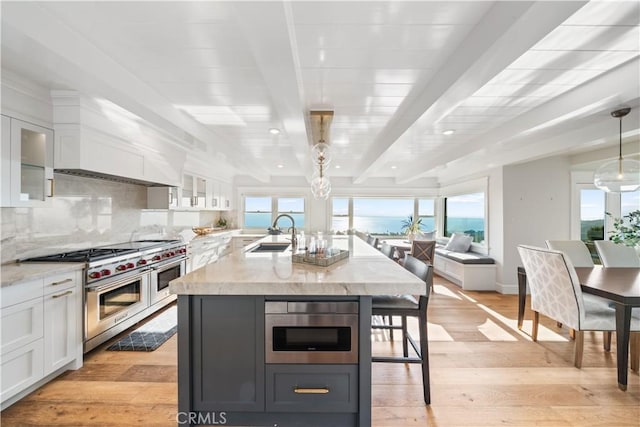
[248,242,291,253]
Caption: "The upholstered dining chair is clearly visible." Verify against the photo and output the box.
[594,240,640,371]
[517,245,640,368]
[545,240,595,267]
[366,235,379,249]
[372,255,432,404]
[594,240,640,267]
[545,240,611,334]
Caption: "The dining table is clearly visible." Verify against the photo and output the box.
[517,265,640,391]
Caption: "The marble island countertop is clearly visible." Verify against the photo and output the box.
[169,235,425,296]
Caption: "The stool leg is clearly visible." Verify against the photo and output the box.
[401,316,409,357]
[419,310,430,404]
[388,315,394,341]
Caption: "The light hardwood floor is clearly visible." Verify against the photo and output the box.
[2,275,639,426]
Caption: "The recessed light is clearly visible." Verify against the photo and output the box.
[277,164,284,169]
[335,165,341,169]
[269,128,280,135]
[391,165,397,169]
[443,129,455,135]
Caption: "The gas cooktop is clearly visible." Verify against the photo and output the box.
[21,240,181,263]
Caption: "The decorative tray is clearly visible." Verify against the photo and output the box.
[291,249,349,267]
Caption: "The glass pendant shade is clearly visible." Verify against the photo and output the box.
[593,107,639,193]
[312,142,332,166]
[593,158,640,192]
[311,173,331,200]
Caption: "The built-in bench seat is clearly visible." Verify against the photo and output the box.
[433,246,496,291]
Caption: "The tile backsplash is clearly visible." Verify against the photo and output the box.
[1,173,222,263]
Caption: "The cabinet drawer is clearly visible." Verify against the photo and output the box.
[1,339,44,402]
[1,297,44,355]
[43,271,77,295]
[266,365,358,413]
[1,278,43,308]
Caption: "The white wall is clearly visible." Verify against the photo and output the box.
[498,156,572,293]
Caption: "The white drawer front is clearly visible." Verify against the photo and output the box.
[1,339,44,402]
[43,271,77,295]
[1,297,44,355]
[1,278,43,308]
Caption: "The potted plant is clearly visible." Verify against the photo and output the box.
[216,217,228,229]
[401,215,423,242]
[606,209,640,255]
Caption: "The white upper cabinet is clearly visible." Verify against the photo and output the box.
[219,181,233,211]
[1,115,54,207]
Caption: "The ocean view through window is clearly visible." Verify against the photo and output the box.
[244,196,306,229]
[332,197,436,236]
[444,193,485,243]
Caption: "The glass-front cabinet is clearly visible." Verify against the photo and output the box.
[1,115,54,207]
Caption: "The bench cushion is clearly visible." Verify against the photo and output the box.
[435,247,495,264]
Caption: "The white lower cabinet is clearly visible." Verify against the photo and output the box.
[1,269,82,408]
[187,231,238,272]
[0,340,44,403]
[43,282,78,375]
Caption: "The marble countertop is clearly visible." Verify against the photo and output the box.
[1,262,84,286]
[170,235,426,296]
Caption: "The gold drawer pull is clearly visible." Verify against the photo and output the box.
[294,387,329,394]
[48,178,55,197]
[51,278,73,286]
[52,290,73,299]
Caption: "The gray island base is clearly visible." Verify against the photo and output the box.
[171,236,425,427]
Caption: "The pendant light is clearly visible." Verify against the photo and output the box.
[310,111,333,199]
[593,108,640,193]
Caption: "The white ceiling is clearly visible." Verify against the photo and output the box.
[2,1,639,185]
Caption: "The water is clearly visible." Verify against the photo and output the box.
[245,213,483,239]
[332,216,483,236]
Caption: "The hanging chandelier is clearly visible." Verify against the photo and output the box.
[593,108,640,193]
[310,111,333,199]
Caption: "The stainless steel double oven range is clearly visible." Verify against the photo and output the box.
[23,240,186,352]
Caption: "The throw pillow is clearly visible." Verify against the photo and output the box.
[416,230,436,241]
[444,233,472,252]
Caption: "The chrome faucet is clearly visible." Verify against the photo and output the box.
[273,214,297,250]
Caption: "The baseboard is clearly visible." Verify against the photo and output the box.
[496,281,519,295]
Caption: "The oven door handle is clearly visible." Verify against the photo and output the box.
[151,258,185,271]
[86,271,149,293]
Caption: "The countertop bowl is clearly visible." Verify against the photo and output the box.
[192,226,216,235]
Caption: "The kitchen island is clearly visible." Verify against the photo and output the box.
[170,235,425,427]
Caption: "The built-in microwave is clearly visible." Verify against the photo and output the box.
[265,301,359,364]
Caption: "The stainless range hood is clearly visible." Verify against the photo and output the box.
[55,168,172,187]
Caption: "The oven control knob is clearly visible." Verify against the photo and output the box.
[126,262,135,269]
[101,269,111,276]
[115,265,127,271]
[179,248,186,254]
[169,251,176,256]
[163,253,170,258]
[89,271,101,279]
[137,259,148,265]
[152,255,161,261]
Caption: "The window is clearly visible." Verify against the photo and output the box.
[579,189,605,262]
[243,196,306,229]
[244,196,272,228]
[444,192,485,243]
[331,198,349,234]
[418,199,435,232]
[352,198,414,236]
[621,190,639,217]
[277,197,305,228]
